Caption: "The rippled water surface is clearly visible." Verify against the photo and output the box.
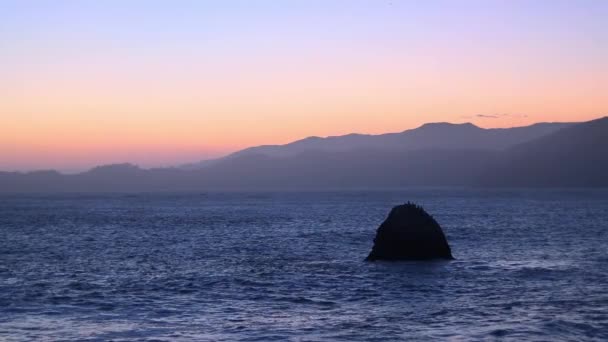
[1,190,607,341]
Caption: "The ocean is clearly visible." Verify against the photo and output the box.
[1,190,607,341]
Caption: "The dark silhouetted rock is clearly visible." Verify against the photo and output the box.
[366,203,453,261]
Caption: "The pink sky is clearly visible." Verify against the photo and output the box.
[1,1,606,171]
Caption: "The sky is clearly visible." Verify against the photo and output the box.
[1,0,607,171]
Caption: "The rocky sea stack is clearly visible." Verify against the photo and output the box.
[366,203,453,261]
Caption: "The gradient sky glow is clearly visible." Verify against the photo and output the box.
[1,0,607,171]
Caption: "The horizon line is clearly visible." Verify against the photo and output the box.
[3,115,604,174]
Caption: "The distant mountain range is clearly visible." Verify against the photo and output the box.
[181,120,573,169]
[1,117,606,192]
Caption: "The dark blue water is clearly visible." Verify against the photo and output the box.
[1,190,607,341]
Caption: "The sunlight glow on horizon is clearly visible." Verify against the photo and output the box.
[1,0,607,171]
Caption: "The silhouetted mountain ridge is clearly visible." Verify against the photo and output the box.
[183,121,573,168]
[481,116,608,186]
[1,117,606,192]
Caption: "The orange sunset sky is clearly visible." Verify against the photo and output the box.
[1,1,606,171]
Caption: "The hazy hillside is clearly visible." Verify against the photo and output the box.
[482,117,608,187]
[1,118,606,192]
[184,121,573,169]
[188,148,497,189]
